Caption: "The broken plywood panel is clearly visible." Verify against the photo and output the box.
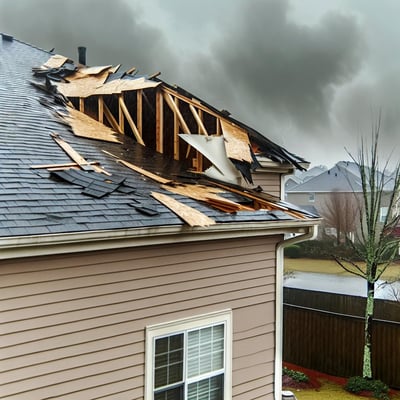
[42,54,69,69]
[62,108,122,143]
[51,133,110,175]
[56,73,159,98]
[162,183,253,213]
[95,77,160,95]
[79,65,113,75]
[56,70,110,98]
[220,120,253,163]
[151,192,216,227]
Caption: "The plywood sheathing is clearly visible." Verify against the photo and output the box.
[151,191,216,227]
[161,183,252,213]
[220,120,253,163]
[42,54,69,69]
[56,70,110,98]
[60,107,122,143]
[56,70,160,98]
[51,133,110,175]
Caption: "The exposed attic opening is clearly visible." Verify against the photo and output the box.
[32,54,308,189]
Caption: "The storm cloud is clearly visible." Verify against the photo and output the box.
[186,0,366,134]
[0,0,398,166]
[0,0,176,77]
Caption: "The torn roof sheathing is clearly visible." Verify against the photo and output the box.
[60,107,122,143]
[55,69,160,97]
[220,120,253,164]
[179,134,241,184]
[0,36,321,240]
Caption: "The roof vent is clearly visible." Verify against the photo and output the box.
[1,33,13,42]
[78,46,87,65]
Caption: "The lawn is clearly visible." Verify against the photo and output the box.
[283,363,400,399]
[284,258,400,281]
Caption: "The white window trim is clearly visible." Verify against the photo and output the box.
[145,309,232,400]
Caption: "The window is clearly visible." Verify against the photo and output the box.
[308,192,315,202]
[146,310,232,400]
[380,206,388,223]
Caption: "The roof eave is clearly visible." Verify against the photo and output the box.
[0,220,321,260]
[255,157,310,173]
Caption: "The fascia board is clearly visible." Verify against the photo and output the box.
[0,220,321,260]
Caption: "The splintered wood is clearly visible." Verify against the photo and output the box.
[220,120,253,163]
[61,108,122,143]
[151,192,216,227]
[51,133,110,175]
[43,55,69,69]
[162,183,253,213]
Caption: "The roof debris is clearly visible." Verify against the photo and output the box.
[151,191,216,227]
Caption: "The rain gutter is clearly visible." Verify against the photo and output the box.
[274,224,319,400]
[0,219,319,260]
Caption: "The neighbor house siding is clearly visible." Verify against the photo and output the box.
[1,235,279,400]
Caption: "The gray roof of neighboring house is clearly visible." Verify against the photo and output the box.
[0,34,317,239]
[287,163,363,193]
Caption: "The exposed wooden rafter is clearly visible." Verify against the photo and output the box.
[137,89,143,137]
[162,90,191,134]
[119,94,144,145]
[156,91,164,153]
[103,102,123,134]
[98,96,104,124]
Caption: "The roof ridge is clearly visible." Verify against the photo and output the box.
[1,32,52,55]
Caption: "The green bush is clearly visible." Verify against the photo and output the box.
[282,367,309,383]
[295,239,360,260]
[285,245,302,258]
[345,376,389,399]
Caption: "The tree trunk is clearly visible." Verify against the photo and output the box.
[363,280,374,379]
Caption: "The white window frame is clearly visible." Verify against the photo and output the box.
[145,309,232,400]
[308,192,315,202]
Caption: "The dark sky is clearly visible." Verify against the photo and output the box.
[1,0,399,168]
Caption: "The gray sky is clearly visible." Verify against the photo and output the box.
[1,0,399,168]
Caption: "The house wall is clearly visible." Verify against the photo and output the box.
[249,171,282,197]
[1,235,280,400]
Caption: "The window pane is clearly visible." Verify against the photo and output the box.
[155,366,168,388]
[188,325,224,378]
[168,362,183,385]
[155,334,184,389]
[155,385,184,400]
[187,374,224,400]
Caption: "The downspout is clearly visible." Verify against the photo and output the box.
[274,224,318,400]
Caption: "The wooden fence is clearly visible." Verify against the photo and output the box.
[283,289,400,388]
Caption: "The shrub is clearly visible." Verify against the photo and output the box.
[282,366,309,383]
[345,376,389,399]
[285,245,301,258]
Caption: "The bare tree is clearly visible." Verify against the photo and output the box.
[322,190,359,245]
[334,120,400,379]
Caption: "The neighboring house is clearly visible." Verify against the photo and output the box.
[0,34,319,400]
[286,161,394,241]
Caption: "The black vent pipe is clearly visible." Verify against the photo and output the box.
[78,46,86,65]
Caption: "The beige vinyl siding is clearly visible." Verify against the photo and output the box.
[1,235,280,400]
[250,171,281,197]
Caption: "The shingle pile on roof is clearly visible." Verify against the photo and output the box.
[0,33,317,238]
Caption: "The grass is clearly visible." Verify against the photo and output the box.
[284,258,400,281]
[283,363,400,399]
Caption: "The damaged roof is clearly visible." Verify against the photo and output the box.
[0,34,318,243]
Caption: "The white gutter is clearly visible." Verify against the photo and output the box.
[274,224,319,400]
[0,219,319,260]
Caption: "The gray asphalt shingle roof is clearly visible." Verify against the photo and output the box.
[0,34,313,238]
